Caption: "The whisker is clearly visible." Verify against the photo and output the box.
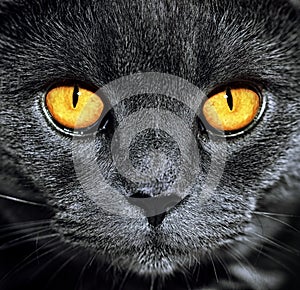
[0,227,53,246]
[226,243,259,275]
[238,238,294,274]
[45,246,81,289]
[32,244,76,281]
[0,232,59,250]
[208,252,219,283]
[0,220,52,232]
[118,259,135,290]
[253,212,300,233]
[225,244,260,289]
[0,193,47,207]
[0,238,62,286]
[190,254,201,281]
[250,232,300,255]
[182,271,192,290]
[75,254,96,290]
[149,276,155,290]
[253,211,300,218]
[0,225,50,240]
[214,253,232,285]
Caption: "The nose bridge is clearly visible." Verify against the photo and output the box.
[125,127,184,227]
[128,127,181,193]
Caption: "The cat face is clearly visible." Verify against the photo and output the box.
[0,0,299,289]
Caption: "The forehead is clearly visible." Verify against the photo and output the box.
[0,0,298,91]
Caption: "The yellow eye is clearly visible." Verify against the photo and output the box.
[45,84,104,130]
[202,87,261,132]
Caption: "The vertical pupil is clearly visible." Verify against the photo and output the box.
[226,87,233,111]
[72,84,79,108]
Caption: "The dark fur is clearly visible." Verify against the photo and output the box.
[0,0,299,289]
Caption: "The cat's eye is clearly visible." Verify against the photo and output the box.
[44,84,104,132]
[202,86,264,135]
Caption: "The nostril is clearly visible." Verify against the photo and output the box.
[126,192,181,223]
[147,212,166,228]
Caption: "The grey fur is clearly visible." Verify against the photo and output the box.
[0,0,299,289]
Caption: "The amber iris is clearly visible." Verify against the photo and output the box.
[45,85,104,129]
[202,87,260,132]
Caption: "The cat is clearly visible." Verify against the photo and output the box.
[0,0,299,289]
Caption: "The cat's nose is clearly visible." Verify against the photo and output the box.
[124,128,182,227]
[147,212,166,228]
[127,191,181,227]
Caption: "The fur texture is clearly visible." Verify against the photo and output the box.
[0,0,299,289]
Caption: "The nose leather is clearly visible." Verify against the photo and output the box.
[127,191,181,227]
